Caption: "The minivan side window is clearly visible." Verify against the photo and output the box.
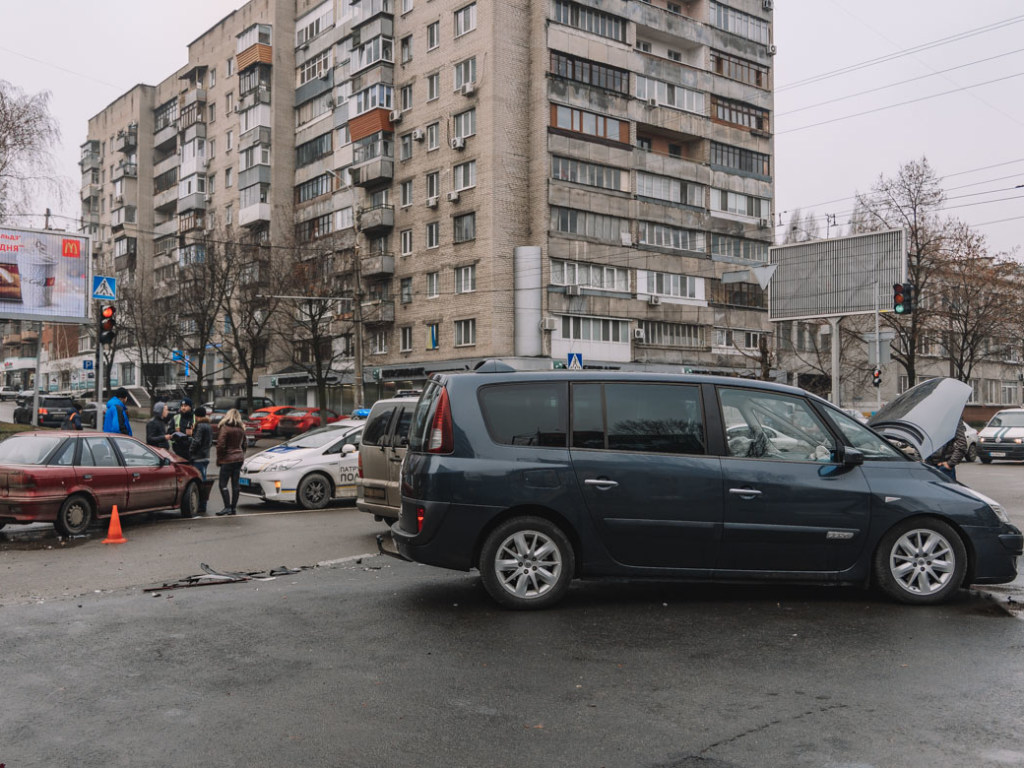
[572,382,705,455]
[409,381,443,452]
[479,382,567,447]
[363,406,397,447]
[719,388,835,461]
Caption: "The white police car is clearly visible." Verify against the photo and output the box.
[239,423,363,509]
[978,408,1024,463]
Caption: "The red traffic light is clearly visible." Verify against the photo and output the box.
[99,305,117,344]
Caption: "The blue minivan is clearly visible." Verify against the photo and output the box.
[387,369,1022,609]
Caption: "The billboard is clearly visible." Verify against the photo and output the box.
[0,225,92,324]
[768,229,906,321]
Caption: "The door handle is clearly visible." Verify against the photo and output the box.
[584,478,619,490]
[132,473,141,479]
[83,474,93,480]
[729,487,763,497]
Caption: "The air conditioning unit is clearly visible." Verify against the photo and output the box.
[620,232,633,247]
[450,137,466,150]
[647,97,658,108]
[389,109,403,123]
[460,83,476,97]
[565,285,582,296]
[648,295,661,306]
[766,44,777,56]
[446,190,460,203]
[541,317,559,332]
[426,196,439,208]
[412,128,425,141]
[320,70,331,81]
[633,328,646,341]
[759,218,770,229]
[763,0,773,9]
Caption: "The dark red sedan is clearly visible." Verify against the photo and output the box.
[0,432,203,536]
[276,408,343,438]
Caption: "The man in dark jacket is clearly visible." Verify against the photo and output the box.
[926,419,967,481]
[189,407,214,515]
[168,398,195,460]
[61,403,83,431]
[147,402,171,449]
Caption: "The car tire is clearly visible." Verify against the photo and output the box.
[54,494,94,537]
[479,516,575,610]
[297,473,332,510]
[180,481,201,518]
[979,454,992,464]
[873,517,967,605]
[966,444,978,462]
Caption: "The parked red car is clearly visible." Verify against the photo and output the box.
[0,432,203,536]
[243,405,302,440]
[276,408,343,438]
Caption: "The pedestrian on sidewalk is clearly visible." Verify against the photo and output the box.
[216,408,246,516]
[103,388,132,436]
[147,401,171,449]
[61,402,83,431]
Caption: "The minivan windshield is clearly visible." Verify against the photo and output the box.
[988,412,1024,428]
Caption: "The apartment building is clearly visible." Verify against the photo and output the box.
[50,0,778,407]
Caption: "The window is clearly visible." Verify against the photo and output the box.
[711,233,769,262]
[454,57,476,89]
[480,383,567,448]
[402,0,414,12]
[426,322,440,349]
[453,108,476,139]
[426,221,439,248]
[572,383,705,455]
[635,76,705,115]
[427,21,440,49]
[453,160,476,190]
[226,130,234,150]
[426,272,440,298]
[454,2,477,36]
[667,49,682,62]
[353,36,393,73]
[210,68,217,87]
[427,73,440,101]
[552,0,626,42]
[295,213,332,243]
[551,156,623,191]
[296,132,333,167]
[426,171,440,199]
[636,40,652,53]
[711,95,769,131]
[710,142,770,177]
[401,326,413,351]
[718,388,835,462]
[714,327,764,349]
[551,259,629,292]
[638,321,705,348]
[225,167,233,187]
[227,58,235,77]
[354,84,394,115]
[295,92,334,126]
[426,122,440,150]
[551,104,628,143]
[400,84,413,111]
[337,206,354,230]
[643,271,699,299]
[401,278,413,303]
[549,51,629,95]
[400,133,413,161]
[401,179,413,206]
[453,212,476,243]
[401,35,413,64]
[371,331,388,355]
[455,264,476,293]
[559,315,629,343]
[455,318,476,346]
[295,174,333,203]
[636,172,705,207]
[709,1,770,44]
[711,189,770,219]
[550,206,628,243]
[401,229,413,256]
[208,103,216,123]
[711,50,770,90]
[112,437,162,468]
[299,51,331,85]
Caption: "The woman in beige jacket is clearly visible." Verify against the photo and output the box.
[215,409,247,516]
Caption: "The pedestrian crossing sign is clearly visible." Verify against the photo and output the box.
[567,353,583,370]
[92,275,117,301]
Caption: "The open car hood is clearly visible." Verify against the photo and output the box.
[867,377,971,460]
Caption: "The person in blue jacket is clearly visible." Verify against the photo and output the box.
[103,387,132,435]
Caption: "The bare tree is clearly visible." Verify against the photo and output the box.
[120,277,180,399]
[0,80,63,224]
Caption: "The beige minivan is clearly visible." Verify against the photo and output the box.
[356,396,419,521]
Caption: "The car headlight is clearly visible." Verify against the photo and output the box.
[265,458,301,472]
[958,486,1011,524]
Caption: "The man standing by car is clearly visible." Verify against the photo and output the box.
[103,388,132,436]
[168,397,195,460]
[926,419,967,481]
[147,401,171,449]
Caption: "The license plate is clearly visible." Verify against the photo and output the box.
[991,452,1006,458]
[239,477,250,486]
[365,487,385,499]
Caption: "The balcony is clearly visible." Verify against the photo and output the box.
[178,211,206,233]
[112,162,138,181]
[358,204,394,234]
[180,88,207,108]
[177,192,208,214]
[111,204,136,231]
[154,118,178,151]
[153,218,178,239]
[80,183,101,201]
[2,330,22,345]
[21,326,39,342]
[361,251,394,278]
[80,150,101,172]
[361,299,395,325]
[239,202,272,227]
[351,157,394,188]
[114,126,138,153]
[241,125,272,150]
[154,186,178,213]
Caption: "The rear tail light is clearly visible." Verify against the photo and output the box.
[38,408,48,415]
[357,451,363,479]
[8,471,37,490]
[416,505,425,532]
[426,388,453,453]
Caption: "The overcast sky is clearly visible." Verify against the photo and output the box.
[2,0,1022,256]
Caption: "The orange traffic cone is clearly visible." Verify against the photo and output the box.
[102,505,127,544]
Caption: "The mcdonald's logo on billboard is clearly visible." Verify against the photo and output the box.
[61,238,82,258]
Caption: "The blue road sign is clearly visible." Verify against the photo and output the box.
[92,275,117,301]
[83,359,94,370]
[567,353,583,371]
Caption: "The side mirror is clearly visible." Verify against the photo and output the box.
[342,443,357,455]
[159,456,171,467]
[840,446,864,467]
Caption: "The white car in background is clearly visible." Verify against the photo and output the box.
[963,421,979,463]
[239,424,363,509]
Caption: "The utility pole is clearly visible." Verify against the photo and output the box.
[352,241,365,409]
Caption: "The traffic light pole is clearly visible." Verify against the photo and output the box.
[96,300,105,410]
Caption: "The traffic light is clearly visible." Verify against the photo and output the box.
[872,368,882,388]
[893,282,914,315]
[99,305,117,345]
